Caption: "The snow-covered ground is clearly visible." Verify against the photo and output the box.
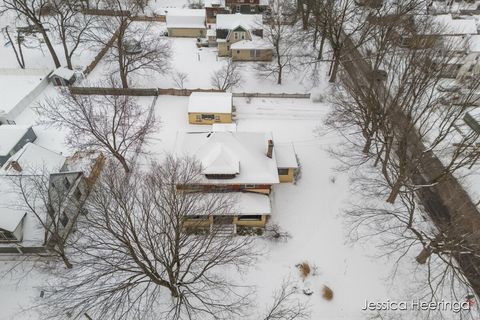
[0,1,478,320]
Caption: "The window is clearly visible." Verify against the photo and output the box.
[74,187,82,201]
[278,168,289,175]
[60,211,69,227]
[243,184,256,189]
[234,32,238,40]
[63,177,71,189]
[237,215,262,221]
[241,33,245,40]
[0,229,17,242]
[196,114,202,122]
[250,50,255,57]
[201,114,215,120]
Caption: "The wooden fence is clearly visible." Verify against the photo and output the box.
[83,24,123,76]
[69,87,311,99]
[232,92,311,99]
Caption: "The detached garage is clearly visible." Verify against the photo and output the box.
[188,92,233,125]
[166,9,206,38]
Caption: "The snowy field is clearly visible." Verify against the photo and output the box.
[0,1,478,320]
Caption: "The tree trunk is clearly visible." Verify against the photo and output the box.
[114,152,130,173]
[38,26,61,68]
[329,57,339,83]
[386,178,402,203]
[61,253,73,269]
[416,247,431,264]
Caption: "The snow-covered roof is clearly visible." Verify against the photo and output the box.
[0,68,50,117]
[166,9,206,29]
[51,67,75,81]
[232,192,271,215]
[216,13,263,30]
[212,123,237,132]
[204,0,225,7]
[207,28,216,37]
[275,143,298,169]
[0,179,26,232]
[231,37,273,50]
[188,92,232,113]
[469,34,480,52]
[0,125,32,156]
[175,131,280,184]
[1,142,66,175]
[426,15,478,35]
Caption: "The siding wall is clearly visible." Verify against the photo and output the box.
[279,168,295,183]
[168,28,206,38]
[232,48,273,61]
[188,112,232,124]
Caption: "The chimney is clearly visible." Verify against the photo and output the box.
[267,140,274,158]
[10,161,22,172]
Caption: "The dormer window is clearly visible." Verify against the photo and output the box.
[0,229,18,242]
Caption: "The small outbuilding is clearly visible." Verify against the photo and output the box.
[188,92,233,124]
[0,125,37,167]
[166,9,206,38]
[274,142,299,183]
[50,67,76,86]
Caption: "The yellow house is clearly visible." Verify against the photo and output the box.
[188,92,233,125]
[166,9,206,38]
[231,38,274,61]
[274,142,299,183]
[216,14,263,57]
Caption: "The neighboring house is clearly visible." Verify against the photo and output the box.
[216,13,263,57]
[0,143,104,254]
[205,0,228,23]
[230,38,273,61]
[464,107,480,134]
[166,9,206,38]
[175,131,297,234]
[50,67,76,86]
[397,15,477,49]
[355,0,383,8]
[0,68,51,125]
[0,125,37,167]
[188,92,233,124]
[225,0,269,14]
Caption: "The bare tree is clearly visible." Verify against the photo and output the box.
[210,59,243,91]
[1,0,62,68]
[261,279,310,320]
[2,26,26,68]
[172,70,189,90]
[37,83,157,173]
[258,0,298,85]
[49,0,94,70]
[87,2,171,88]
[39,157,256,320]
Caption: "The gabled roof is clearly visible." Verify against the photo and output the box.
[216,13,263,30]
[188,92,233,113]
[175,131,280,184]
[1,142,66,175]
[202,143,239,174]
[0,125,32,156]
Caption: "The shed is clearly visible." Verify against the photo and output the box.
[0,125,37,167]
[166,9,206,38]
[50,67,76,86]
[188,92,233,124]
